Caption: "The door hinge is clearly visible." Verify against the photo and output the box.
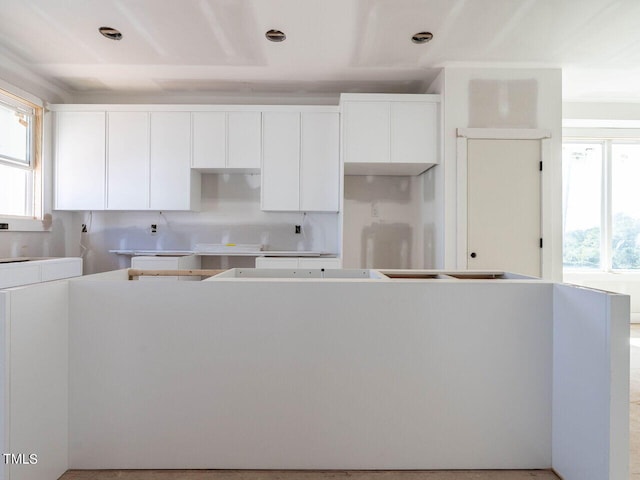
[540,238,543,248]
[539,161,543,171]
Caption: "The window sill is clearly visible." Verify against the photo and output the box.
[0,216,50,232]
[564,270,640,282]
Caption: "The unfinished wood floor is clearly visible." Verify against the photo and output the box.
[61,324,640,480]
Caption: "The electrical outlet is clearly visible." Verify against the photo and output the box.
[295,225,301,234]
[151,224,157,234]
[371,203,379,218]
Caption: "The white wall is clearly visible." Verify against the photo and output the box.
[439,67,563,280]
[75,173,340,274]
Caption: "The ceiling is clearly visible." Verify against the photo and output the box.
[1,0,640,102]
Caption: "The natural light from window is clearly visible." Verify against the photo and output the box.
[0,90,39,219]
[562,143,602,269]
[612,144,640,270]
[563,139,640,272]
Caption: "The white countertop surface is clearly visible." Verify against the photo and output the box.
[109,249,332,257]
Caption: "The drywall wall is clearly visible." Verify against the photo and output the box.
[439,67,563,280]
[564,102,640,124]
[424,71,445,268]
[75,173,340,274]
[342,175,425,269]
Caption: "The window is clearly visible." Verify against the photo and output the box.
[563,138,640,271]
[0,89,42,218]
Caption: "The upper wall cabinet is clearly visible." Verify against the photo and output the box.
[340,93,440,176]
[150,112,200,210]
[53,107,200,211]
[192,111,261,171]
[55,112,106,210]
[261,110,340,212]
[107,112,149,210]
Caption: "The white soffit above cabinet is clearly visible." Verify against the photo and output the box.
[1,0,640,101]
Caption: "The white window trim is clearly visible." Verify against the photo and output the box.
[0,85,45,231]
[0,215,49,232]
[564,129,640,273]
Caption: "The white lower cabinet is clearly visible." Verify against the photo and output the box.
[0,258,83,289]
[131,255,201,281]
[255,257,342,269]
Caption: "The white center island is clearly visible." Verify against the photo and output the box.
[0,269,630,480]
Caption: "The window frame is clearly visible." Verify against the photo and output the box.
[563,129,640,273]
[0,87,43,227]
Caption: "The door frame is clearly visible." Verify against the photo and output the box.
[456,128,552,277]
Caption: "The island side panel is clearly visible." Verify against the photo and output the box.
[68,280,553,469]
[6,281,69,480]
[0,293,8,480]
[552,284,630,480]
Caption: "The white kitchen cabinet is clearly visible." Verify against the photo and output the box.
[300,112,340,212]
[150,112,200,210]
[55,112,106,210]
[107,112,149,209]
[261,112,300,211]
[297,257,342,269]
[255,257,342,269]
[255,257,300,269]
[192,112,226,169]
[261,111,340,212]
[0,258,83,289]
[341,94,440,175]
[227,112,261,169]
[391,101,438,165]
[343,101,389,165]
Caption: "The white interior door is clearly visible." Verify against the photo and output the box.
[467,139,541,277]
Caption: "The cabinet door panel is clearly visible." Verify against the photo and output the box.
[107,112,149,209]
[255,257,299,268]
[300,112,339,212]
[391,101,438,164]
[343,102,389,164]
[298,258,342,269]
[261,112,300,211]
[149,112,192,210]
[55,112,105,210]
[192,112,226,169]
[228,112,261,169]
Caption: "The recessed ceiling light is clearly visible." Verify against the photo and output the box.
[99,26,123,41]
[265,29,286,42]
[411,31,433,44]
